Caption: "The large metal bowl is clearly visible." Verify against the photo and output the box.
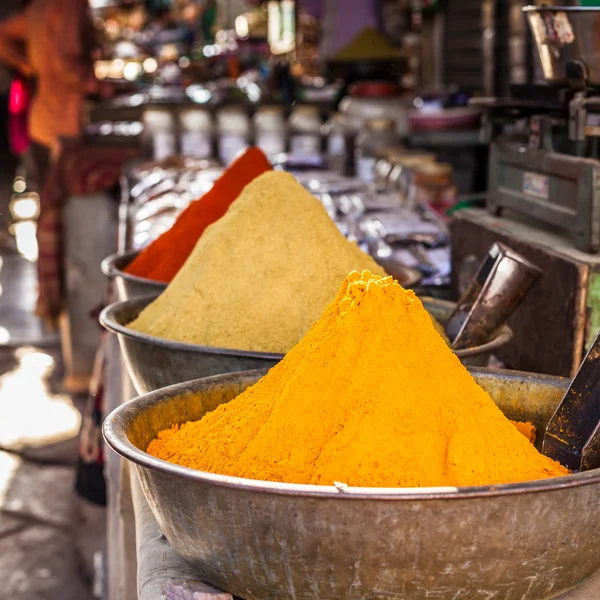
[101,249,166,301]
[100,295,513,394]
[524,6,600,86]
[99,296,282,395]
[104,368,600,600]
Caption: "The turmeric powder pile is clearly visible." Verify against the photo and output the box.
[148,271,569,488]
[128,171,385,353]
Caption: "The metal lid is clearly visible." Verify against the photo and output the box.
[365,118,396,131]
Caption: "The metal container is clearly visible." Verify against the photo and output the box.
[354,118,402,183]
[101,250,166,301]
[524,6,600,86]
[99,296,282,394]
[104,368,600,600]
[422,297,512,367]
[100,295,512,394]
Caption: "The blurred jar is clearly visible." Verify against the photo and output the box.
[179,107,213,159]
[143,109,177,161]
[217,106,251,165]
[339,82,410,137]
[388,152,436,203]
[411,162,456,215]
[253,106,287,159]
[289,105,322,157]
[324,112,352,176]
[373,145,407,187]
[354,118,402,183]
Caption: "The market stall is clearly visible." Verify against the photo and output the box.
[95,140,599,600]
[80,4,600,600]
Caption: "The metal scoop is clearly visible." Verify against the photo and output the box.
[445,242,542,350]
[543,331,600,472]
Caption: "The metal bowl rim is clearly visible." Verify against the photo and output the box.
[101,249,168,288]
[99,296,285,360]
[523,5,600,12]
[103,368,600,502]
[100,295,511,361]
[421,297,514,358]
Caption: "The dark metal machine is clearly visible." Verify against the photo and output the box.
[471,6,600,253]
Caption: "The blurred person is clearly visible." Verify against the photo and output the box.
[0,0,21,245]
[0,0,103,191]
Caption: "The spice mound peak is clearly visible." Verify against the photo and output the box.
[148,270,569,488]
[128,170,384,353]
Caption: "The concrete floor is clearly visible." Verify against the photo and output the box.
[0,239,100,599]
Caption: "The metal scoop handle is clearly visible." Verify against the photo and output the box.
[446,242,542,350]
[543,330,600,472]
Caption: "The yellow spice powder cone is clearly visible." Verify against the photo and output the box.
[148,270,569,488]
[128,171,385,353]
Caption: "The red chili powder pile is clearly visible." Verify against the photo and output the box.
[125,147,272,282]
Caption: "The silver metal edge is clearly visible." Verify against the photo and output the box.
[99,296,285,360]
[100,250,168,288]
[523,5,600,12]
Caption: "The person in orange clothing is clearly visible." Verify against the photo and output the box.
[0,0,105,190]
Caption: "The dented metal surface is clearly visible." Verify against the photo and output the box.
[104,368,600,600]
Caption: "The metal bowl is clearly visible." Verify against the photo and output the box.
[372,257,422,289]
[104,368,600,600]
[100,295,513,394]
[99,296,282,394]
[524,6,600,86]
[101,249,166,301]
[422,297,513,367]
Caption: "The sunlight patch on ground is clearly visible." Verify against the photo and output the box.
[0,348,81,449]
[10,221,39,263]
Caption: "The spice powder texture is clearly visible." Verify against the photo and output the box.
[128,171,385,353]
[124,147,272,282]
[147,270,569,488]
